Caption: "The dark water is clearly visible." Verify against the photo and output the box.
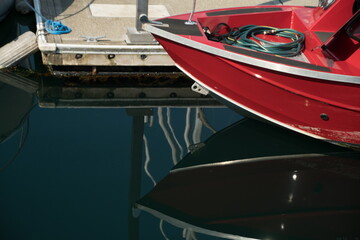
[0,96,240,240]
[2,85,360,240]
[0,10,243,240]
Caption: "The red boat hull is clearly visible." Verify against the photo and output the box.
[144,2,360,148]
[156,36,360,147]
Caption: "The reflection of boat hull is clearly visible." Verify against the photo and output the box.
[144,0,360,148]
[137,119,360,240]
[0,0,14,22]
[138,153,360,240]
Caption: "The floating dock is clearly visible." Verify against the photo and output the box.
[33,0,314,74]
[30,0,315,108]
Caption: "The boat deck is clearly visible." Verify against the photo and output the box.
[34,0,315,73]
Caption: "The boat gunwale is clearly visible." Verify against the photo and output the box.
[170,152,358,173]
[135,204,257,240]
[144,8,360,85]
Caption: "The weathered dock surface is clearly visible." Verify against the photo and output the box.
[34,0,316,74]
[0,31,38,69]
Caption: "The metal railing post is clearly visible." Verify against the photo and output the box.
[185,0,197,25]
[136,0,149,31]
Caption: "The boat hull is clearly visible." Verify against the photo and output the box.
[155,35,360,148]
[143,2,360,148]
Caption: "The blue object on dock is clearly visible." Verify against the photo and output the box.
[23,0,71,34]
[44,19,71,35]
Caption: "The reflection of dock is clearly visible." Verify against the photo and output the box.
[33,0,313,74]
[38,72,223,108]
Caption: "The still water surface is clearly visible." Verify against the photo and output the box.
[0,87,241,239]
[2,79,360,240]
[0,11,243,239]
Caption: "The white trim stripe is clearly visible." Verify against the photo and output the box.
[145,23,360,85]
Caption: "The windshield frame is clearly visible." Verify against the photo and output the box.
[346,10,360,42]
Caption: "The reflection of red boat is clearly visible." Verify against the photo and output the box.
[143,0,360,148]
[137,119,360,240]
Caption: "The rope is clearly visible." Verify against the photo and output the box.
[208,24,304,57]
[23,0,71,34]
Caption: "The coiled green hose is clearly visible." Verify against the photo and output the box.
[224,25,305,57]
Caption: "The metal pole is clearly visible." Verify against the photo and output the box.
[185,0,197,25]
[136,0,149,31]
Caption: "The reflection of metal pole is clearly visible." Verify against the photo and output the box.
[136,0,149,31]
[128,114,143,240]
[126,108,152,240]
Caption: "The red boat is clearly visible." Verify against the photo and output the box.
[142,0,360,149]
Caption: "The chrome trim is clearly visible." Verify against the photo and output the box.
[185,0,197,25]
[144,24,360,85]
[171,153,333,173]
[139,14,164,25]
[136,204,258,240]
[318,0,336,10]
[191,82,209,95]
